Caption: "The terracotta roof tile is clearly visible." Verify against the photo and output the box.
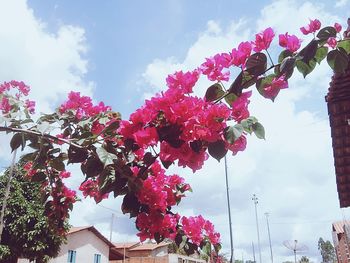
[332,220,350,234]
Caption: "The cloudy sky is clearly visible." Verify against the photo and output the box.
[1,0,350,262]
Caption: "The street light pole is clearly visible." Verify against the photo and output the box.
[265,212,273,263]
[252,194,262,263]
[224,156,234,263]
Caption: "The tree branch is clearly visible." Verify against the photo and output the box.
[0,126,84,149]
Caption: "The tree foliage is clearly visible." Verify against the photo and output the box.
[0,162,69,263]
[318,237,336,263]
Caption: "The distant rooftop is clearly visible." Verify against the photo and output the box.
[332,220,350,234]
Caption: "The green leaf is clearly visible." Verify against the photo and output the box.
[241,71,256,89]
[241,116,258,134]
[205,83,225,102]
[327,49,348,73]
[296,59,317,78]
[121,193,140,218]
[224,93,238,106]
[256,74,275,98]
[10,133,24,152]
[67,146,88,164]
[31,172,46,183]
[280,57,296,79]
[245,52,267,76]
[338,40,350,54]
[224,125,243,144]
[228,71,243,96]
[252,122,265,139]
[96,147,117,167]
[82,156,104,177]
[208,140,227,162]
[278,50,293,63]
[299,40,318,64]
[317,26,337,40]
[315,46,328,64]
[201,242,212,256]
[49,158,65,171]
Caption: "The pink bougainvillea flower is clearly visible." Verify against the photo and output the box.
[300,19,321,35]
[327,37,337,49]
[25,99,35,114]
[181,215,221,246]
[0,97,11,114]
[225,135,247,155]
[252,27,275,52]
[334,22,342,33]
[230,41,252,67]
[279,33,302,52]
[166,69,200,94]
[231,91,252,122]
[59,171,71,179]
[200,54,230,82]
[262,75,288,100]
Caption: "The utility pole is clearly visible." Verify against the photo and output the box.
[264,212,273,263]
[252,241,256,263]
[252,194,262,263]
[224,156,234,263]
[109,213,115,242]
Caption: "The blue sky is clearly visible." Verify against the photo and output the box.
[1,0,350,262]
[26,0,279,116]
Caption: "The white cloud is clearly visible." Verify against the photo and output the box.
[140,0,346,262]
[0,0,93,161]
[335,0,349,7]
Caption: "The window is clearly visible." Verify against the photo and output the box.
[94,254,101,263]
[67,250,76,263]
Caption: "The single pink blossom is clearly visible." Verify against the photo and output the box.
[334,22,342,33]
[279,33,302,52]
[262,75,288,100]
[25,99,35,114]
[300,19,321,35]
[0,97,11,114]
[253,27,275,52]
[327,37,337,49]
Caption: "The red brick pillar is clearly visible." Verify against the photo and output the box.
[326,62,350,207]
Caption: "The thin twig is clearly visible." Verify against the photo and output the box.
[0,126,84,149]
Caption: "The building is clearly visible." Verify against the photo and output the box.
[110,242,205,263]
[18,226,124,263]
[112,242,169,258]
[18,226,204,263]
[332,220,350,263]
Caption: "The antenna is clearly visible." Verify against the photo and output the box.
[283,239,308,263]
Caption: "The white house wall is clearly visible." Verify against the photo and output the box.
[50,230,110,263]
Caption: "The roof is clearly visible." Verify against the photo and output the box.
[129,242,169,251]
[68,226,114,247]
[113,241,169,251]
[332,220,350,234]
[113,242,140,249]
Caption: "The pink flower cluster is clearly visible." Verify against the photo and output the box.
[200,42,252,82]
[79,179,109,203]
[136,211,180,241]
[59,91,111,119]
[119,84,247,171]
[300,19,321,35]
[0,80,35,114]
[137,161,191,211]
[279,33,302,52]
[182,215,220,245]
